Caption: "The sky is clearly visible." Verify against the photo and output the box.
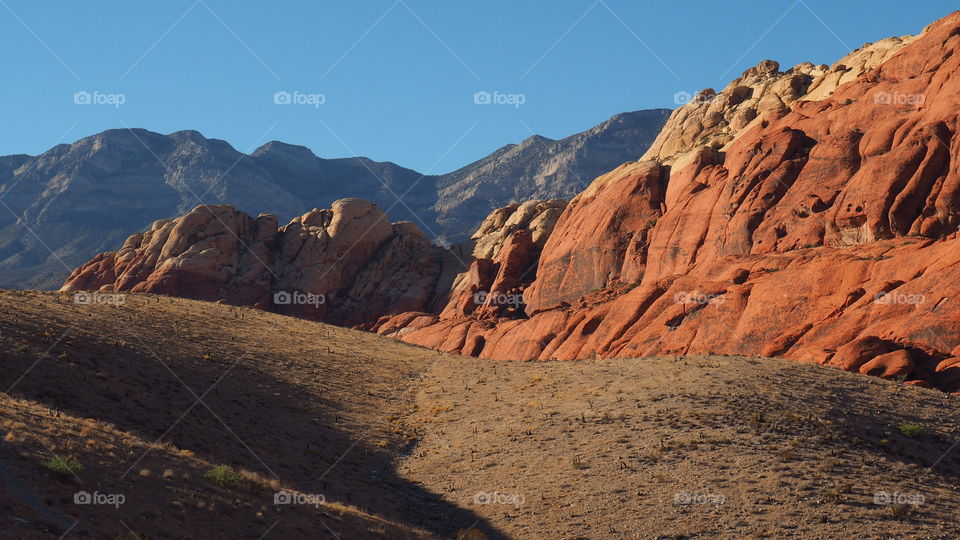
[0,0,955,174]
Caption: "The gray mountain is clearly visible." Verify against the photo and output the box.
[0,109,669,289]
[434,109,671,242]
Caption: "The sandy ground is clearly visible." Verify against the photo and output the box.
[400,356,960,539]
[1,291,959,539]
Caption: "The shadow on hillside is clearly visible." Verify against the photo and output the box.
[0,310,507,539]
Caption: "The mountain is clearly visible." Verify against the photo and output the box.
[433,109,671,241]
[0,129,430,290]
[63,11,960,392]
[0,109,669,289]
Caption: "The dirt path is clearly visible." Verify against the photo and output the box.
[398,355,960,539]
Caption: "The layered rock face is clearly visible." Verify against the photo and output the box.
[373,12,960,391]
[61,200,446,326]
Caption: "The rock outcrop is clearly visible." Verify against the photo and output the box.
[372,11,960,391]
[643,32,919,170]
[61,201,446,326]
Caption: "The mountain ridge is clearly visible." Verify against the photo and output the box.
[0,108,669,289]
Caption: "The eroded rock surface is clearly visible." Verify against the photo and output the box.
[374,11,960,391]
[61,201,446,325]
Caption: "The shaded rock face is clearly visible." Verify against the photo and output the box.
[437,200,566,321]
[1,109,669,290]
[61,201,446,326]
[373,11,960,391]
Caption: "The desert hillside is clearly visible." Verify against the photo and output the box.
[0,291,481,538]
[2,292,959,538]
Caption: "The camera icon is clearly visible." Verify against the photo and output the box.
[274,491,293,505]
[874,491,891,505]
[274,91,292,105]
[673,91,692,106]
[74,491,92,504]
[73,91,92,105]
[273,291,292,305]
[73,292,91,305]
[674,491,693,505]
[874,91,892,105]
[473,491,491,505]
[473,91,492,105]
[473,291,488,305]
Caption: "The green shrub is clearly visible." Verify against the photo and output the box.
[43,455,84,478]
[897,423,925,438]
[204,465,239,485]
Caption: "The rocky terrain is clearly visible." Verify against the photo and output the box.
[2,292,959,538]
[59,201,448,326]
[0,109,669,290]
[63,11,960,393]
[370,11,960,392]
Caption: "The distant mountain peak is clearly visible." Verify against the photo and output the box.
[0,109,671,289]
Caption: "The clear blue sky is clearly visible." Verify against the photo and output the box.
[0,1,954,173]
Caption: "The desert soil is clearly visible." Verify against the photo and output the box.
[1,291,958,539]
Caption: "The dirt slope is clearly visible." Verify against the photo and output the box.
[0,395,431,539]
[401,355,960,539]
[2,292,958,538]
[0,290,493,538]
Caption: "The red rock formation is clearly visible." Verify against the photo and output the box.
[63,12,960,392]
[61,201,445,325]
[373,11,960,391]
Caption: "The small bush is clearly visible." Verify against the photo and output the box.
[204,465,239,485]
[43,455,84,478]
[897,423,925,438]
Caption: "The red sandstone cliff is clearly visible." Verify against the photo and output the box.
[372,12,960,390]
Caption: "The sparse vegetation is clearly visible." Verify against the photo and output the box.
[42,454,84,478]
[204,465,240,485]
[897,423,925,438]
